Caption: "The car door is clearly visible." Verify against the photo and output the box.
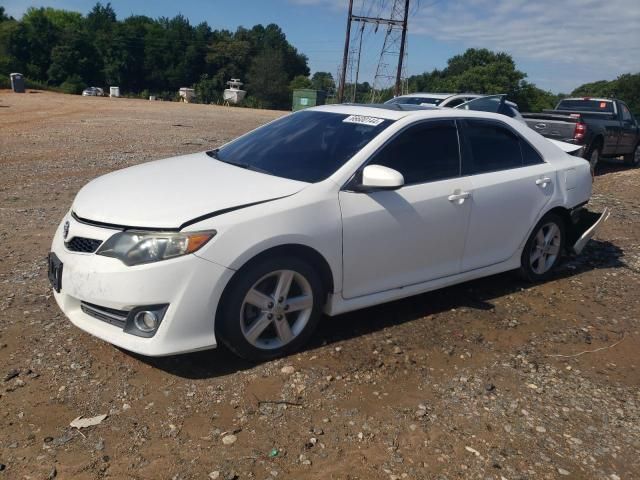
[618,102,638,154]
[601,102,623,155]
[458,119,556,272]
[339,120,472,299]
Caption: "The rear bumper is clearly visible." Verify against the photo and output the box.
[571,207,610,255]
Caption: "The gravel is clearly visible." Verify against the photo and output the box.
[0,90,638,479]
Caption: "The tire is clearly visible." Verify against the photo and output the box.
[623,142,640,167]
[216,256,325,361]
[586,141,602,173]
[519,212,566,283]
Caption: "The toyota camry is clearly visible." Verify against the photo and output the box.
[49,104,608,360]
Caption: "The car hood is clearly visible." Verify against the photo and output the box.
[72,152,308,229]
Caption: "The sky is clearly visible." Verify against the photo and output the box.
[3,0,640,93]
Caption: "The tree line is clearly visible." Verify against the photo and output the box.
[405,48,640,114]
[0,3,314,109]
[1,5,638,113]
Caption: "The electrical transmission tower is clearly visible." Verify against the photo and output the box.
[337,0,410,104]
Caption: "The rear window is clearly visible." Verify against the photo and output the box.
[557,100,614,113]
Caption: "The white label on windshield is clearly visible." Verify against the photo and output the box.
[343,115,384,127]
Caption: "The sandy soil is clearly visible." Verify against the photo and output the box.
[0,90,638,480]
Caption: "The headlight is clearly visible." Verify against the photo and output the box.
[96,230,216,266]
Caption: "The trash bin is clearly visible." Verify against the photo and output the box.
[10,73,25,93]
[110,86,120,98]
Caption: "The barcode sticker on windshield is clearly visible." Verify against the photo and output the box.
[343,115,384,127]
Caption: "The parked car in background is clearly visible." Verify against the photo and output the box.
[386,92,481,108]
[522,98,640,169]
[454,94,525,123]
[82,87,104,97]
[49,104,607,360]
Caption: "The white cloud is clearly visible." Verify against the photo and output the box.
[411,0,640,74]
[290,0,640,89]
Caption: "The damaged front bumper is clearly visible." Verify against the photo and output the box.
[571,207,610,255]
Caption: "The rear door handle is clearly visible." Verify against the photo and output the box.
[448,191,471,203]
[536,177,552,186]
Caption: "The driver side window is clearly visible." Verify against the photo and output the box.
[370,120,461,185]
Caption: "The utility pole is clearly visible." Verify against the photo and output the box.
[338,0,410,104]
[337,0,354,104]
[394,0,410,97]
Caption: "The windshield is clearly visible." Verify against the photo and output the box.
[213,110,393,183]
[387,96,443,106]
[556,99,614,113]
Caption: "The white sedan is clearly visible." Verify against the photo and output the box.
[49,105,607,360]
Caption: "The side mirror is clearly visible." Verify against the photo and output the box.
[359,164,404,191]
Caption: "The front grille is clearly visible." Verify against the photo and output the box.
[66,237,102,253]
[81,302,129,328]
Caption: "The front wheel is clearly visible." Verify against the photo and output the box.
[217,256,325,361]
[519,213,566,282]
[623,143,640,167]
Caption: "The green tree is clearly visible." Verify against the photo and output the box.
[194,73,219,104]
[407,48,565,112]
[289,75,312,90]
[311,71,335,93]
[0,6,14,22]
[247,48,290,109]
[0,4,308,109]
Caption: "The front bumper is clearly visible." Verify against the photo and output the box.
[50,214,235,356]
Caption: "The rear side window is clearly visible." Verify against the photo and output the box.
[371,120,460,184]
[460,120,523,174]
[621,103,633,122]
[520,138,544,165]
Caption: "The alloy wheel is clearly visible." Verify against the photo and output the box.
[240,269,314,350]
[529,222,562,275]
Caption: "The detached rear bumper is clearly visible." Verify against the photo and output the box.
[571,208,610,255]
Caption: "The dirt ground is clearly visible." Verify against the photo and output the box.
[0,90,638,480]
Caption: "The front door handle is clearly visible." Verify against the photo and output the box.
[448,191,471,203]
[535,177,552,187]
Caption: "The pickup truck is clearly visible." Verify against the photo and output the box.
[522,98,640,170]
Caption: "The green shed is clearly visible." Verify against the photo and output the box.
[292,89,327,111]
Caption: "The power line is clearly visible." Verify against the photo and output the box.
[337,0,411,103]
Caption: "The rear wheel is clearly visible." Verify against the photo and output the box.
[217,256,325,361]
[586,141,602,173]
[519,213,565,282]
[623,142,640,167]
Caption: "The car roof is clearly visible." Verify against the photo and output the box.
[310,103,522,122]
[393,93,456,100]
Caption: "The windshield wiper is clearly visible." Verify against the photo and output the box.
[207,149,273,176]
[227,161,273,176]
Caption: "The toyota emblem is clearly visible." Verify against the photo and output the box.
[63,220,70,240]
